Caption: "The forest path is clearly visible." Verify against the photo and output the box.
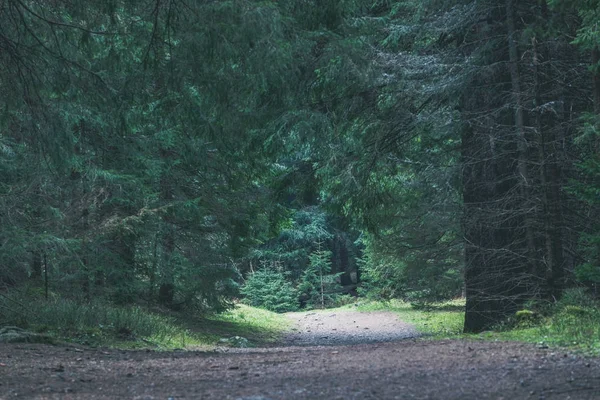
[1,310,599,399]
[281,309,419,346]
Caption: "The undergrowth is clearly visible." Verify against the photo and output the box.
[348,290,600,355]
[4,288,598,354]
[0,292,290,349]
[481,289,600,355]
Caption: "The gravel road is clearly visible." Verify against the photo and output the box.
[282,309,419,346]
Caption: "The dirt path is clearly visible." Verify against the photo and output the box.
[282,309,418,346]
[1,310,599,399]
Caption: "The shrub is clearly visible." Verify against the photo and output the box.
[241,268,299,313]
[556,287,596,309]
[575,263,600,284]
[0,292,188,345]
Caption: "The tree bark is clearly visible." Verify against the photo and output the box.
[532,35,565,299]
[506,0,537,277]
[30,252,42,279]
[593,46,600,115]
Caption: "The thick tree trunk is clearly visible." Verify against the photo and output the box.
[462,1,535,332]
[462,121,526,332]
[506,0,537,277]
[533,36,565,299]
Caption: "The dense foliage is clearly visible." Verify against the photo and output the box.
[1,0,599,333]
[240,268,299,313]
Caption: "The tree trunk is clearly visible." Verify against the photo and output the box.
[44,253,49,300]
[158,169,176,306]
[506,0,537,277]
[159,226,176,306]
[593,46,600,115]
[462,1,534,332]
[533,35,565,299]
[30,252,42,279]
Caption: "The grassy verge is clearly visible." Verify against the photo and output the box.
[0,295,290,350]
[4,292,598,355]
[343,299,465,338]
[476,306,600,355]
[177,304,292,348]
[344,296,600,355]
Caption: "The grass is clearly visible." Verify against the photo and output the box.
[177,304,292,348]
[4,290,598,355]
[475,305,600,355]
[0,293,291,350]
[340,296,600,356]
[342,299,465,338]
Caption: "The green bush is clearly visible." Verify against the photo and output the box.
[357,237,463,304]
[0,293,187,345]
[556,287,596,309]
[241,268,299,313]
[575,263,600,284]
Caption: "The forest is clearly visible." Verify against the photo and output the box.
[1,0,600,342]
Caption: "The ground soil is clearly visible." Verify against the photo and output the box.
[1,310,599,399]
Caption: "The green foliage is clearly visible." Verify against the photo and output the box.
[298,247,342,308]
[3,0,600,343]
[568,112,600,288]
[556,287,597,309]
[0,0,325,315]
[241,268,299,313]
[575,263,600,284]
[549,0,600,50]
[513,310,540,328]
[477,288,600,354]
[251,207,335,279]
[515,309,536,320]
[358,235,463,303]
[358,248,408,300]
[0,290,292,348]
[0,294,191,347]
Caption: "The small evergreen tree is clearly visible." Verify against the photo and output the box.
[298,245,340,308]
[241,267,299,313]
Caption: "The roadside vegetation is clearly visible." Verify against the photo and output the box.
[348,299,465,338]
[479,289,600,355]
[2,281,599,356]
[0,288,290,350]
[345,289,600,356]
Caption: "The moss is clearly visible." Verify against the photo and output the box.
[515,309,536,320]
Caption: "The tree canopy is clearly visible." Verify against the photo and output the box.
[2,0,600,332]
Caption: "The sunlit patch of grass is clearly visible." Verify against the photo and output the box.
[340,299,465,338]
[201,304,292,345]
[479,305,600,356]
